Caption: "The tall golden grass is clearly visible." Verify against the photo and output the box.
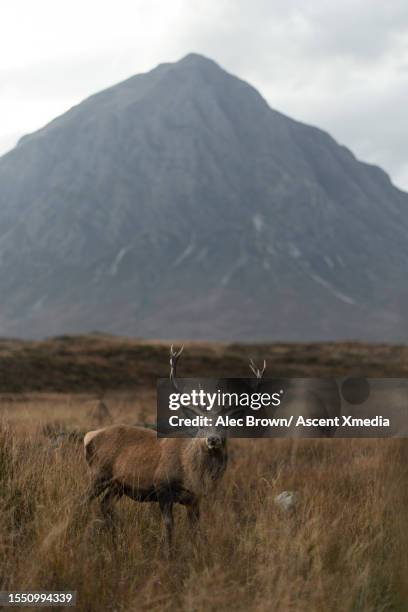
[0,395,406,611]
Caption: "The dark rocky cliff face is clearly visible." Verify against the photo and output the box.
[0,53,407,341]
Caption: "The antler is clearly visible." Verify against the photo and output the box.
[170,344,184,392]
[249,358,266,380]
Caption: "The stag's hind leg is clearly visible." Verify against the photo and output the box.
[83,476,111,507]
[68,476,110,535]
[100,485,122,525]
[99,485,122,543]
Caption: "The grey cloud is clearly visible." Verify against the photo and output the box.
[298,2,408,61]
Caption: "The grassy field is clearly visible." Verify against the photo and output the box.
[0,336,407,611]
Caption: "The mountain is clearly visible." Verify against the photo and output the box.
[0,53,407,341]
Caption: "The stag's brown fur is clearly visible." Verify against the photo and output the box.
[83,424,228,549]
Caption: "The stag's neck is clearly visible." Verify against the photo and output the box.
[182,439,228,497]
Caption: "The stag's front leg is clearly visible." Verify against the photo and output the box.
[159,498,174,555]
[186,500,200,531]
[187,500,207,547]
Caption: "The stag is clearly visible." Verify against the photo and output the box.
[83,347,265,551]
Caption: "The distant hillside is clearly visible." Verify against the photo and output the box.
[0,335,407,393]
[0,54,408,340]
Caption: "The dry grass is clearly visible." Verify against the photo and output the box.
[0,395,406,611]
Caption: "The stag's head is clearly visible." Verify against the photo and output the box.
[186,401,227,451]
[169,347,267,449]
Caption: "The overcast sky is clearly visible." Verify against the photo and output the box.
[1,0,407,190]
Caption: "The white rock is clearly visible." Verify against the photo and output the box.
[274,490,299,512]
